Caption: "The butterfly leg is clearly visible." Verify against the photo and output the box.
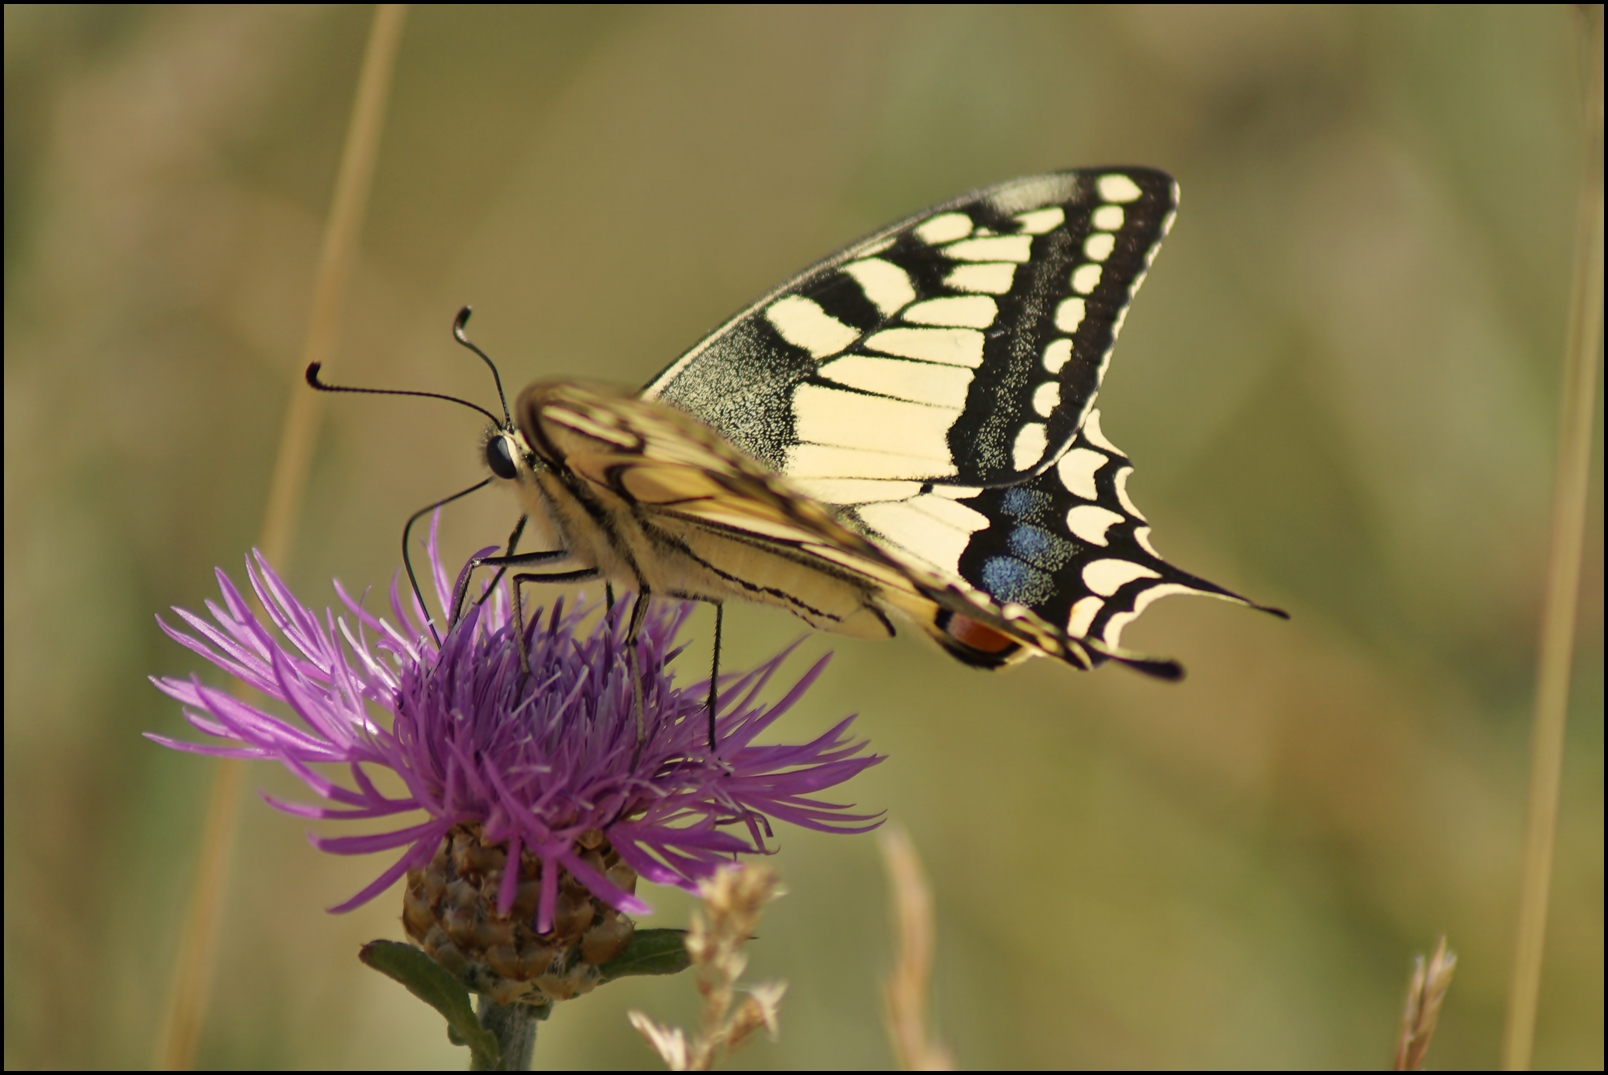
[398,476,495,644]
[449,545,573,628]
[706,603,723,755]
[503,566,601,675]
[450,546,569,675]
[452,530,595,675]
[469,515,529,613]
[624,588,653,749]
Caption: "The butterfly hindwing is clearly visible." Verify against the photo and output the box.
[944,408,1254,656]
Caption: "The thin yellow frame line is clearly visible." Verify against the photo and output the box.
[154,6,408,1068]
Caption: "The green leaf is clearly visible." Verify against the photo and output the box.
[360,940,500,1068]
[600,928,691,981]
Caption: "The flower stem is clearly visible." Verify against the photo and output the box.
[473,999,541,1071]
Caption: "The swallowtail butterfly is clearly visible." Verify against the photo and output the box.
[313,167,1281,686]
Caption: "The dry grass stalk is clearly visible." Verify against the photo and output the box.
[154,6,408,1069]
[880,826,953,1070]
[1501,8,1603,1071]
[629,863,786,1070]
[1395,936,1457,1071]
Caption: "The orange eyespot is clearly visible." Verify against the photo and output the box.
[942,613,1017,655]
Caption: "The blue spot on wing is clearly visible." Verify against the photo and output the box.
[1007,523,1079,571]
[998,486,1053,520]
[980,555,1055,606]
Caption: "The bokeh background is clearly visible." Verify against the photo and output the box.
[5,5,1601,1069]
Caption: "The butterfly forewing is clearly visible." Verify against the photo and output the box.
[645,168,1177,487]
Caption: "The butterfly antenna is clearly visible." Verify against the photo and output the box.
[452,306,513,427]
[305,363,504,428]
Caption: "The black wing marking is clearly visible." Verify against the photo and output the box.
[806,406,1274,659]
[944,409,1278,655]
[639,168,1280,659]
[643,168,1176,487]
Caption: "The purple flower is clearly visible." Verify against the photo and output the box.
[149,527,882,951]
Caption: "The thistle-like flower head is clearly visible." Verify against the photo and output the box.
[151,529,880,1002]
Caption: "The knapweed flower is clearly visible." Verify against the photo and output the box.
[150,533,882,1004]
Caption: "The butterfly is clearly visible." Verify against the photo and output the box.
[310,166,1282,720]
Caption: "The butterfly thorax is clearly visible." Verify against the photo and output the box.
[504,379,906,640]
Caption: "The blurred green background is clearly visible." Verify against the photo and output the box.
[4,5,1601,1069]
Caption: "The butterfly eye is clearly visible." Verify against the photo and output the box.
[485,434,519,480]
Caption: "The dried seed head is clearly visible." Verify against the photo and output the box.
[1395,936,1457,1071]
[726,980,788,1051]
[630,863,788,1070]
[628,1011,690,1071]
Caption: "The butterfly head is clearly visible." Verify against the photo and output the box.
[482,423,540,485]
[303,306,548,637]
